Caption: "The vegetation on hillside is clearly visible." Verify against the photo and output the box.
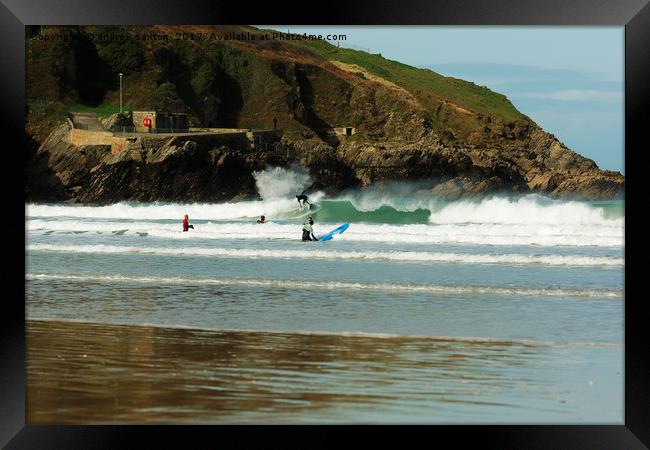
[278,32,525,122]
[26,25,533,146]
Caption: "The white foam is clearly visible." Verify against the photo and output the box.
[26,273,623,298]
[26,200,296,221]
[339,191,623,227]
[26,218,624,247]
[26,188,624,248]
[428,195,621,226]
[27,194,622,225]
[27,243,623,267]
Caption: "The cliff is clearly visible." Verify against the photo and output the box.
[25,25,624,203]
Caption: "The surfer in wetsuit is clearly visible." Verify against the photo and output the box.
[296,191,311,210]
[302,216,318,241]
[257,215,266,224]
[182,214,194,232]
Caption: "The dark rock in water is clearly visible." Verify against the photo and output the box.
[430,176,511,201]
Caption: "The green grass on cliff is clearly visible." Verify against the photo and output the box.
[272,30,525,123]
[67,103,144,118]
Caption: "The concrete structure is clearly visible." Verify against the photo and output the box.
[68,128,142,154]
[334,127,356,136]
[67,115,282,155]
[69,126,258,155]
[132,111,189,133]
[69,128,114,147]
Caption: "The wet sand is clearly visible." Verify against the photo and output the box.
[26,319,622,424]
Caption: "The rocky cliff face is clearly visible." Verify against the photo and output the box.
[27,125,261,204]
[26,122,623,204]
[288,127,623,200]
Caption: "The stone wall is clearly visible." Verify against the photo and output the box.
[69,129,146,154]
[69,127,254,154]
[68,128,114,146]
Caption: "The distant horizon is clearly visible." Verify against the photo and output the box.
[259,26,624,174]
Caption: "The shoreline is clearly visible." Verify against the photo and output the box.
[26,319,623,424]
[27,318,624,348]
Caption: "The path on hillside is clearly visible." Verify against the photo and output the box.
[70,112,105,131]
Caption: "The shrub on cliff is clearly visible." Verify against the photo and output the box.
[90,26,145,74]
[153,82,185,112]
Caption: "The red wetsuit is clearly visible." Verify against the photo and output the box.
[182,218,189,231]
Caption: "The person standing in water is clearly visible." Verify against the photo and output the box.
[182,214,194,232]
[302,216,318,241]
[257,215,266,224]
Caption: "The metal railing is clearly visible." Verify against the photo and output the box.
[151,128,190,134]
[113,126,137,133]
[111,127,190,135]
[263,142,295,158]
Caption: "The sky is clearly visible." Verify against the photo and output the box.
[258,26,624,174]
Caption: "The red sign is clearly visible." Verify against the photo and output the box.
[143,117,152,127]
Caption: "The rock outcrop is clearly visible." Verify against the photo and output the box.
[27,124,258,203]
[99,112,134,131]
[26,122,624,204]
[281,127,623,201]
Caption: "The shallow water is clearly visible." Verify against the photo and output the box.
[27,320,622,424]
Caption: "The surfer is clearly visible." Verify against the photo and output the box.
[302,216,318,241]
[296,191,311,210]
[182,214,194,232]
[257,215,266,224]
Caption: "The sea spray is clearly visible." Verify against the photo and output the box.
[253,164,313,200]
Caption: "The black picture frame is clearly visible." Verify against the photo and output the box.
[3,0,647,447]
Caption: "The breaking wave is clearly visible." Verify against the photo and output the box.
[26,166,623,247]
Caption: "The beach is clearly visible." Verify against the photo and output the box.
[27,319,622,424]
[25,172,624,423]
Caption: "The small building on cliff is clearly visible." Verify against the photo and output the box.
[334,127,356,136]
[132,111,188,133]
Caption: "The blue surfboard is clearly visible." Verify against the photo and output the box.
[318,223,349,241]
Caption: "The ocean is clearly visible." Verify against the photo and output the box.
[25,167,624,424]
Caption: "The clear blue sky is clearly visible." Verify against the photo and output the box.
[258,26,624,174]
